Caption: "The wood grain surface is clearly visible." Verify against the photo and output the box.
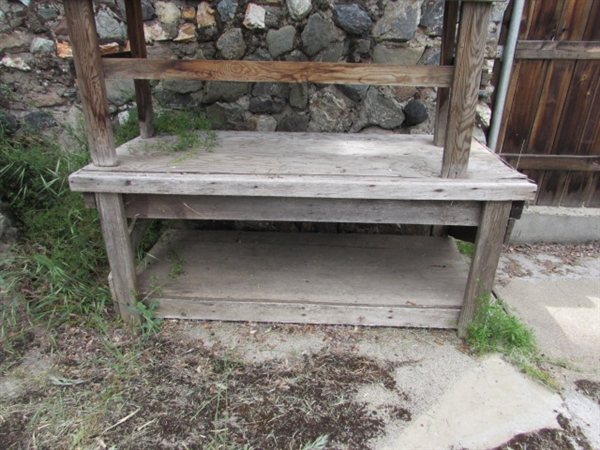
[64,0,116,166]
[136,230,469,328]
[103,59,455,87]
[68,132,536,201]
[442,2,492,178]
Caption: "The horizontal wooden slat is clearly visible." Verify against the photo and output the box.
[138,230,468,328]
[122,195,482,226]
[516,40,600,60]
[153,298,460,328]
[72,172,536,201]
[502,154,600,171]
[103,59,455,87]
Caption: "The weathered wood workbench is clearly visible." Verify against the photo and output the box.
[65,0,535,336]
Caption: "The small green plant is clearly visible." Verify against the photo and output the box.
[467,295,557,388]
[467,296,535,356]
[134,300,163,335]
[167,248,185,279]
[115,109,218,155]
[455,240,474,259]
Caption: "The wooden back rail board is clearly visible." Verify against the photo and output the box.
[63,0,532,336]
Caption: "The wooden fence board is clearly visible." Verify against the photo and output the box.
[496,0,600,207]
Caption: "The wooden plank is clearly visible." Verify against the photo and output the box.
[152,298,460,329]
[584,0,600,41]
[72,172,536,201]
[555,0,594,42]
[103,59,455,87]
[458,201,511,337]
[522,60,574,156]
[122,195,482,226]
[586,173,600,207]
[495,0,565,153]
[434,0,459,147]
[526,0,567,40]
[96,193,140,325]
[501,154,600,171]
[537,0,598,206]
[86,133,530,181]
[124,0,154,138]
[563,62,600,206]
[64,0,116,167]
[137,230,469,328]
[69,133,536,201]
[541,61,600,205]
[498,60,548,154]
[515,40,600,60]
[442,1,492,178]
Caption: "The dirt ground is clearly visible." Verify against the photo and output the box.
[1,314,597,450]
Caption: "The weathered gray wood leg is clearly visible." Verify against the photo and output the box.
[96,193,141,325]
[458,201,512,337]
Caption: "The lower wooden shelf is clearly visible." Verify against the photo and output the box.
[138,230,470,329]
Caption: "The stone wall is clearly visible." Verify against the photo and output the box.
[0,0,507,147]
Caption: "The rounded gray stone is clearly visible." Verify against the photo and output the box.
[286,0,312,21]
[249,96,287,114]
[163,79,204,94]
[301,14,337,57]
[217,28,246,60]
[203,81,249,104]
[420,0,444,36]
[333,4,372,35]
[30,37,55,54]
[23,111,58,131]
[95,9,126,41]
[308,88,352,132]
[37,8,58,21]
[403,99,428,126]
[267,25,296,59]
[105,78,136,106]
[217,0,238,21]
[372,0,420,42]
[361,87,404,129]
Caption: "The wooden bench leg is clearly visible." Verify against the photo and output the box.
[96,193,141,325]
[458,201,512,337]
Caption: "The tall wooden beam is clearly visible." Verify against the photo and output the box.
[124,0,154,138]
[442,1,493,178]
[64,0,116,167]
[458,201,512,337]
[434,0,459,147]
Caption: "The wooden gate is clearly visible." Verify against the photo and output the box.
[494,0,600,207]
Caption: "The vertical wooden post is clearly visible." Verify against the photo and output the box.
[433,0,459,147]
[441,1,493,178]
[96,193,141,325]
[458,201,512,337]
[64,0,116,167]
[124,0,155,138]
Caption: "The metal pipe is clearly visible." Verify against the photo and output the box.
[488,0,526,151]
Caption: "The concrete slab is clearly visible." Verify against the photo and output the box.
[382,356,565,450]
[510,206,600,244]
[495,279,600,376]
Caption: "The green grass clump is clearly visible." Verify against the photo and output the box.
[116,109,218,153]
[455,240,474,259]
[0,123,111,325]
[467,295,557,388]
